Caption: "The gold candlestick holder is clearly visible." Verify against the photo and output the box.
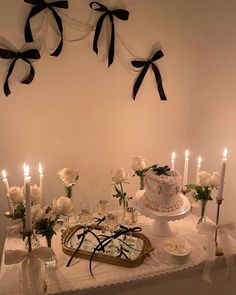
[215,198,223,256]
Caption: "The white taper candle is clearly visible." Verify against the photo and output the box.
[217,148,227,201]
[24,165,32,232]
[2,170,14,215]
[171,152,176,171]
[183,150,189,186]
[196,156,202,184]
[38,162,43,205]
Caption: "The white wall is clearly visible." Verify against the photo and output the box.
[0,0,236,249]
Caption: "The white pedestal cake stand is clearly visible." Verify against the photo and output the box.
[136,190,190,237]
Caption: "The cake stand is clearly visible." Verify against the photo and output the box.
[136,190,190,237]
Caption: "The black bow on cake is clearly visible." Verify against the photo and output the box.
[89,2,129,67]
[24,0,69,57]
[0,48,40,96]
[152,165,171,176]
[131,50,167,101]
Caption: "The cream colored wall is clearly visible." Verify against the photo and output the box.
[0,0,235,251]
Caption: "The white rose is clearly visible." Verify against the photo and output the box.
[31,207,45,223]
[211,172,220,187]
[58,168,79,185]
[8,186,24,204]
[111,168,129,184]
[131,156,146,171]
[198,171,212,187]
[52,196,73,216]
[30,185,42,205]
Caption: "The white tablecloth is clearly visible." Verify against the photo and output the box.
[0,213,236,295]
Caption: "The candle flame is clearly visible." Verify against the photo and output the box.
[2,169,7,179]
[198,156,202,165]
[185,150,189,158]
[223,147,228,159]
[38,162,43,175]
[24,164,29,177]
[171,152,176,161]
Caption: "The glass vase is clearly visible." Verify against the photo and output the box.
[140,176,145,190]
[198,200,207,224]
[44,236,57,270]
[25,230,40,250]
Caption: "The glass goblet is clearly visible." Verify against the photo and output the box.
[122,207,138,255]
[97,199,109,234]
[106,213,120,256]
[79,209,93,251]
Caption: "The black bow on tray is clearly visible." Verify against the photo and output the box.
[66,217,142,276]
[0,48,40,96]
[24,0,69,57]
[132,50,167,101]
[89,1,129,67]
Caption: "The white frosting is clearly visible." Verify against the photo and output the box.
[144,170,183,212]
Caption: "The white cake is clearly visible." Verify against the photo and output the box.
[143,170,183,212]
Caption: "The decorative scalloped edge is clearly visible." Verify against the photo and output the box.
[136,191,191,222]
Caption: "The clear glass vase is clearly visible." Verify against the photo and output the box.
[44,236,57,270]
[198,200,207,224]
[25,230,40,250]
[140,176,145,190]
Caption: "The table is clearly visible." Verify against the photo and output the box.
[0,213,236,295]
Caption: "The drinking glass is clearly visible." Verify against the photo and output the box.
[106,213,120,256]
[79,209,94,250]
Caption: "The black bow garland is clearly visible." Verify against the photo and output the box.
[89,2,129,67]
[0,48,40,97]
[66,217,142,277]
[131,50,167,101]
[24,0,69,57]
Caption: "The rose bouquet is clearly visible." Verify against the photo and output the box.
[58,168,79,198]
[186,171,220,223]
[111,168,131,212]
[34,196,73,247]
[131,157,150,190]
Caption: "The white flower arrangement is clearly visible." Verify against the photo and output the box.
[8,186,24,204]
[58,168,79,198]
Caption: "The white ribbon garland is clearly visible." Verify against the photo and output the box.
[5,246,54,295]
[198,221,235,283]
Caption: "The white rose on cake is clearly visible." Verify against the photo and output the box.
[198,171,212,187]
[211,172,220,187]
[111,168,129,184]
[131,157,146,171]
[8,186,24,204]
[58,168,79,186]
[52,196,73,216]
[30,185,42,204]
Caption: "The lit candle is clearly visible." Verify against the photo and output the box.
[183,150,189,186]
[2,170,14,215]
[171,152,176,171]
[2,169,9,192]
[38,162,43,206]
[217,148,227,201]
[23,163,27,192]
[24,165,32,232]
[196,156,202,184]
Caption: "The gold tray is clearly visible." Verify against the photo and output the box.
[62,225,154,268]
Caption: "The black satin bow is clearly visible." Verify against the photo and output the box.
[132,50,167,101]
[89,2,129,67]
[24,0,69,57]
[0,48,40,96]
[152,165,171,176]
